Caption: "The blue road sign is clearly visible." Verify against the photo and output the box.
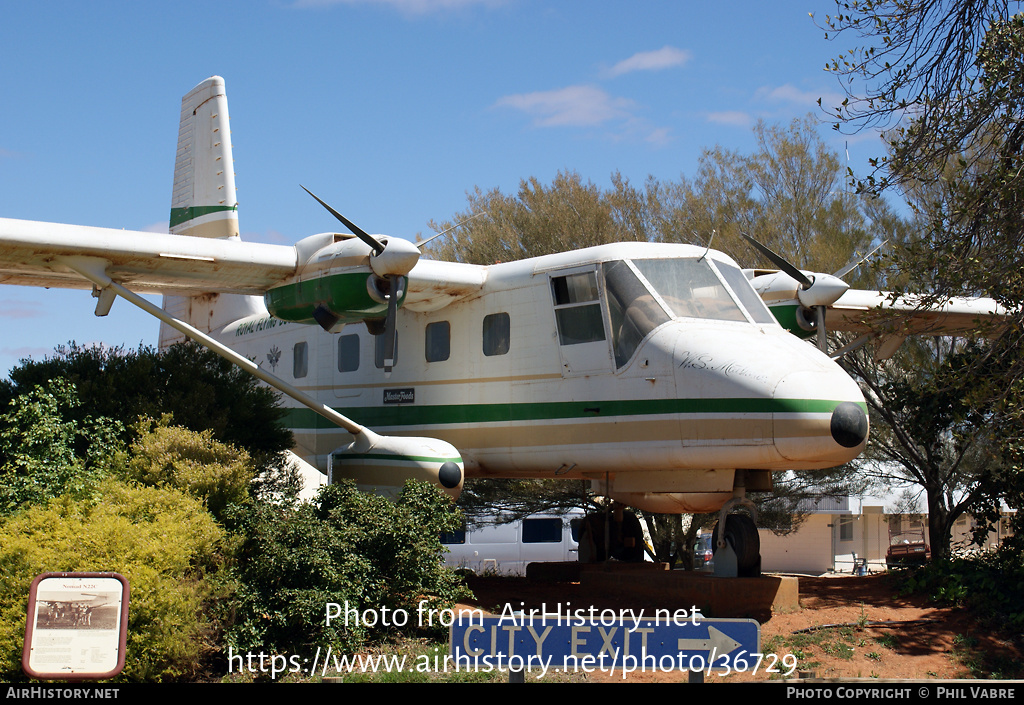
[449,612,760,674]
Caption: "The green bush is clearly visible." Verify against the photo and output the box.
[225,480,469,657]
[0,480,228,681]
[0,380,124,515]
[127,418,254,521]
[896,553,1024,631]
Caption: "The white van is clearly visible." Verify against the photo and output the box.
[441,511,583,576]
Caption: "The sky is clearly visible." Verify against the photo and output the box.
[0,0,886,377]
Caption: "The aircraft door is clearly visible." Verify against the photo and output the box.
[548,267,614,377]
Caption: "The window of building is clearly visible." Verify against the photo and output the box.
[293,341,308,378]
[483,312,511,356]
[338,334,359,372]
[425,321,450,362]
[838,515,854,542]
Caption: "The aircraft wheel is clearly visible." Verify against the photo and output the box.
[712,513,761,577]
[578,508,645,563]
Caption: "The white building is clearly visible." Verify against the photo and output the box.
[758,496,1015,575]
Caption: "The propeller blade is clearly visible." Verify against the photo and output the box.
[301,185,386,256]
[816,306,827,352]
[382,274,404,377]
[416,212,483,250]
[741,233,813,289]
[833,239,887,279]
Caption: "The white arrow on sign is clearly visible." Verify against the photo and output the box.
[677,626,742,654]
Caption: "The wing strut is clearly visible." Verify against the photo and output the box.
[57,255,376,442]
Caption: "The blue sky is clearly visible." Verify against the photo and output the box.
[0,0,885,377]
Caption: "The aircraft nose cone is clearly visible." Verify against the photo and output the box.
[831,401,869,448]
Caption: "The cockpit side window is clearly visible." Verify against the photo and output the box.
[713,262,777,325]
[550,271,606,345]
[603,260,670,367]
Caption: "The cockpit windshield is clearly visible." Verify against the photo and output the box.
[602,257,777,368]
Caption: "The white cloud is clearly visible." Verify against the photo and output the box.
[606,46,691,78]
[495,85,635,128]
[706,111,752,127]
[755,83,844,112]
[0,299,45,319]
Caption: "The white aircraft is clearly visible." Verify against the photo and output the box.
[0,77,1005,575]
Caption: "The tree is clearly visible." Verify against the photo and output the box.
[823,1,1024,547]
[0,342,293,457]
[426,170,652,264]
[658,115,879,281]
[842,338,1010,558]
[0,379,124,515]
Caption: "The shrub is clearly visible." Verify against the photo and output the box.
[224,480,468,657]
[127,419,253,521]
[0,481,228,681]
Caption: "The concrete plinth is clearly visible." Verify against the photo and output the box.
[526,561,799,620]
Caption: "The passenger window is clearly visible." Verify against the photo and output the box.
[293,341,308,379]
[483,312,511,356]
[551,271,606,346]
[425,321,450,362]
[522,518,562,543]
[338,334,359,372]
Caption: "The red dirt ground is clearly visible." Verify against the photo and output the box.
[460,572,1023,683]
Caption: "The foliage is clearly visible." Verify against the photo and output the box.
[128,418,255,521]
[223,480,469,657]
[0,379,124,515]
[841,338,1014,557]
[895,553,1024,633]
[0,480,229,682]
[658,116,881,282]
[0,341,293,457]
[456,478,594,526]
[426,170,652,264]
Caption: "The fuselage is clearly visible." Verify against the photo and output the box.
[223,242,868,511]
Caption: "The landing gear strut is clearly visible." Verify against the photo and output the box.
[578,504,645,563]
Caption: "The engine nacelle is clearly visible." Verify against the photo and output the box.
[328,432,464,500]
[264,234,416,329]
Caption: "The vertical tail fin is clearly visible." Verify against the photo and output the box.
[170,76,239,239]
[160,76,261,348]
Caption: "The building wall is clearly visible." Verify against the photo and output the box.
[758,506,1016,575]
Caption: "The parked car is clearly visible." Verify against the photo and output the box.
[694,534,714,570]
[441,510,583,576]
[885,527,930,568]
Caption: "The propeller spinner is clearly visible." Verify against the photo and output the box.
[302,186,420,376]
[741,233,850,352]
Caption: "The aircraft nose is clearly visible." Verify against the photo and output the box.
[831,401,868,448]
[773,369,868,465]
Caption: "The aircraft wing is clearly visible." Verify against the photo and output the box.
[824,289,1009,336]
[0,217,487,308]
[0,217,298,296]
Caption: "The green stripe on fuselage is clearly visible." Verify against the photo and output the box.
[283,397,866,430]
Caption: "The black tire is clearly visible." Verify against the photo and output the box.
[712,513,761,577]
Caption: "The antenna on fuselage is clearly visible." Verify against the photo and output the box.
[698,230,716,261]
